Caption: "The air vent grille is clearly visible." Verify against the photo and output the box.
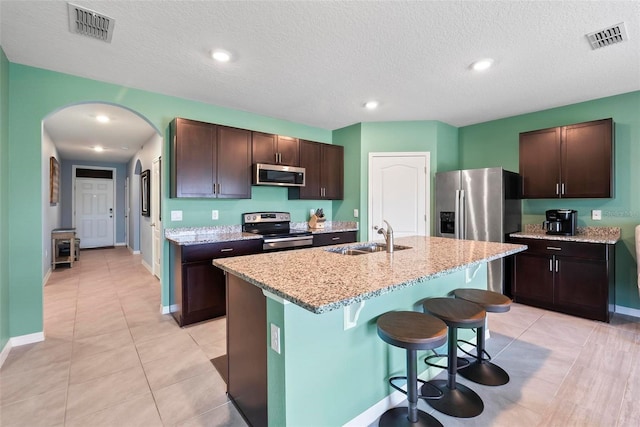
[67,3,115,43]
[586,22,627,50]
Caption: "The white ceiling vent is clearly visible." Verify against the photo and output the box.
[67,3,115,43]
[586,22,628,50]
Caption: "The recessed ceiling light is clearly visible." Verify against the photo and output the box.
[96,115,110,123]
[470,58,494,72]
[94,146,104,152]
[211,49,232,62]
[364,100,379,110]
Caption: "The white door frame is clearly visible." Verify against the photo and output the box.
[124,176,129,250]
[151,157,162,278]
[72,165,117,246]
[367,152,430,241]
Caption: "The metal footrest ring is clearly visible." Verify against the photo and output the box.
[389,376,444,401]
[425,352,471,371]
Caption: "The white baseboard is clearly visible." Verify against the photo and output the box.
[0,339,12,369]
[11,332,45,347]
[128,246,141,255]
[43,268,52,286]
[115,242,126,247]
[141,259,153,274]
[615,305,640,319]
[161,304,178,315]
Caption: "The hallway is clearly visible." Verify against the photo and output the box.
[0,247,246,426]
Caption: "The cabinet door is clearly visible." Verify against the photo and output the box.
[321,144,344,200]
[296,140,322,199]
[519,127,561,198]
[252,132,278,165]
[172,118,216,198]
[217,126,252,199]
[182,261,226,325]
[513,253,554,305]
[562,119,613,198]
[555,256,608,321]
[276,135,300,166]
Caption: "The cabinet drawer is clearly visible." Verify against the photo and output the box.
[510,237,606,260]
[181,239,262,262]
[312,231,357,247]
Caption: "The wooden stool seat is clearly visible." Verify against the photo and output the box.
[421,298,485,418]
[453,288,511,313]
[453,288,512,387]
[377,311,447,427]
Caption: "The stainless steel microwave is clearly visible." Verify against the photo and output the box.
[252,163,305,187]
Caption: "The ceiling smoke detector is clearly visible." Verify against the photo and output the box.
[586,22,628,50]
[68,3,115,43]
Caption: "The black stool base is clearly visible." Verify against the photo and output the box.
[458,359,510,386]
[379,407,443,427]
[422,380,484,418]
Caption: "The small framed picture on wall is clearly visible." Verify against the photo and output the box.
[141,169,150,217]
[49,156,60,205]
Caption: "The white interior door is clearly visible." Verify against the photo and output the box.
[152,158,162,279]
[368,152,429,241]
[75,177,115,248]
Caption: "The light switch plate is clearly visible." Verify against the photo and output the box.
[211,210,219,220]
[171,210,183,221]
[592,209,602,220]
[353,209,359,218]
[270,323,281,354]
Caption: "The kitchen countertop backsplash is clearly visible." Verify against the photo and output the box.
[511,224,621,244]
[165,221,359,246]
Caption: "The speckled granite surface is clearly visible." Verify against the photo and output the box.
[165,221,358,245]
[291,221,359,234]
[510,224,621,244]
[164,226,261,245]
[213,236,527,314]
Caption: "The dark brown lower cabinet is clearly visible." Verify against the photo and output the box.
[312,230,357,247]
[226,274,267,427]
[171,239,262,326]
[510,237,615,322]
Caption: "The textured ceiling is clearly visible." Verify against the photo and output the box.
[1,1,639,161]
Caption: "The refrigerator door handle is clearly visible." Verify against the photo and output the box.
[454,190,460,239]
[456,189,465,240]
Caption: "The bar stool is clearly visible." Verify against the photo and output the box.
[377,311,448,427]
[453,288,511,386]
[421,298,485,418]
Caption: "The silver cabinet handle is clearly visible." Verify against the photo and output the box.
[220,248,234,252]
[217,183,221,194]
[561,183,565,195]
[546,246,562,251]
[331,237,340,241]
[555,259,559,272]
[549,258,553,272]
[556,183,559,195]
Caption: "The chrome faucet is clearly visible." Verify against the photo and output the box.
[375,220,394,253]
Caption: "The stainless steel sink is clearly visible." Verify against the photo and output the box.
[326,243,411,255]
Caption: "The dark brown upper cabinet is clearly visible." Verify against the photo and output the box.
[519,118,613,198]
[171,118,251,199]
[252,132,299,166]
[289,140,344,200]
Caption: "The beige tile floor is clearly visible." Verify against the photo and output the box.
[1,246,639,426]
[0,247,246,427]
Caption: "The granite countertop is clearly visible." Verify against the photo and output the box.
[213,236,527,314]
[510,224,621,244]
[165,221,359,245]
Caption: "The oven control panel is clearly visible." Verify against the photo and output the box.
[243,212,291,224]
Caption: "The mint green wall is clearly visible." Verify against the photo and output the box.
[267,264,486,425]
[355,121,459,238]
[459,91,640,310]
[0,47,10,350]
[332,123,362,236]
[6,63,332,336]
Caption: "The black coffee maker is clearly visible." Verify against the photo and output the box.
[543,209,577,236]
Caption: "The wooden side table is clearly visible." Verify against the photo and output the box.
[51,228,76,269]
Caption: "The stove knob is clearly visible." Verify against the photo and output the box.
[252,215,257,220]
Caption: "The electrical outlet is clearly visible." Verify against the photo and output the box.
[171,210,183,221]
[592,209,602,220]
[353,209,359,218]
[270,323,281,354]
[211,210,219,220]
[310,209,315,216]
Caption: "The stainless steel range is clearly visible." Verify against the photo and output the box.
[242,212,313,251]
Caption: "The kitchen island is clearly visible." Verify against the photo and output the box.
[214,235,526,426]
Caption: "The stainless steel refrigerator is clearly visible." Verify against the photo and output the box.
[435,167,521,294]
